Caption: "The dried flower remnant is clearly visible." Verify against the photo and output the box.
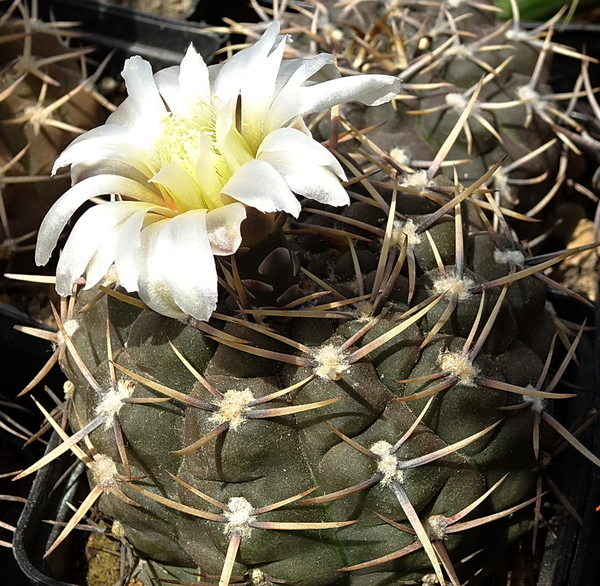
[35,21,400,320]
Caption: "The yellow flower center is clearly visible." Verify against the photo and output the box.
[160,112,214,178]
[151,100,254,213]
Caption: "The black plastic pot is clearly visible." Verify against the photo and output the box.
[13,431,86,586]
[41,0,223,72]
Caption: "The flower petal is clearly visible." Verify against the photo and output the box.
[240,35,288,151]
[274,53,338,98]
[257,127,345,179]
[148,210,218,320]
[150,160,201,212]
[55,201,149,296]
[179,44,211,107]
[258,150,349,207]
[206,203,246,255]
[35,175,165,267]
[121,56,167,123]
[221,159,301,217]
[115,205,173,291]
[136,219,183,319]
[268,73,401,130]
[213,21,280,104]
[215,100,254,172]
[53,125,129,173]
[153,66,184,113]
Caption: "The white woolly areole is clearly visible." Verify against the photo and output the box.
[311,344,351,380]
[56,318,79,347]
[422,574,442,585]
[225,497,255,537]
[250,569,268,586]
[517,85,540,104]
[389,147,411,167]
[391,219,422,248]
[445,92,467,113]
[438,351,478,387]
[210,388,254,430]
[92,454,119,489]
[432,274,474,300]
[95,379,136,428]
[63,380,75,400]
[370,440,404,486]
[401,169,430,189]
[523,384,547,414]
[426,514,448,541]
[494,248,525,267]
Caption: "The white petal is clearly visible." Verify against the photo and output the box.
[150,161,201,212]
[114,205,172,291]
[35,175,166,267]
[121,56,167,121]
[154,66,184,113]
[53,125,128,173]
[274,53,338,98]
[221,160,301,217]
[55,201,148,296]
[214,21,280,104]
[268,74,401,130]
[104,96,140,130]
[215,100,253,172]
[258,151,349,207]
[136,220,184,319]
[154,210,218,320]
[69,155,155,187]
[56,138,155,180]
[206,203,246,256]
[257,127,345,179]
[179,44,210,106]
[240,35,288,151]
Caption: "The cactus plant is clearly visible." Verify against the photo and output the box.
[13,1,600,586]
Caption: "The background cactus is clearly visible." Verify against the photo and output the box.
[10,1,600,586]
[0,0,106,306]
[266,0,600,229]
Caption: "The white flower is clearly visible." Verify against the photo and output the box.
[36,22,400,320]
